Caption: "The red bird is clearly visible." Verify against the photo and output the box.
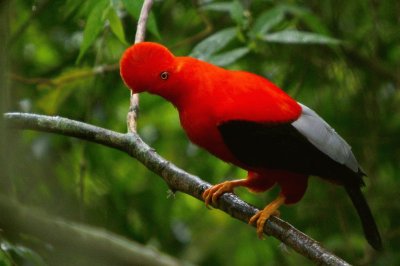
[120,42,382,250]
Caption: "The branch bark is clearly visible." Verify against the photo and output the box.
[134,0,154,44]
[4,112,351,266]
[127,0,154,133]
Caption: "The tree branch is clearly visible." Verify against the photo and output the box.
[127,0,154,133]
[0,194,182,266]
[135,0,154,44]
[4,112,351,266]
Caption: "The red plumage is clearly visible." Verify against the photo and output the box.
[120,42,381,250]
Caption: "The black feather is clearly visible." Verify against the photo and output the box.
[218,120,363,184]
[345,185,382,250]
[218,120,382,250]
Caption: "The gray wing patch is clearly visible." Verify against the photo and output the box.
[292,103,359,172]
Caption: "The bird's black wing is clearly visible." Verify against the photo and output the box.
[217,102,382,250]
[217,118,361,184]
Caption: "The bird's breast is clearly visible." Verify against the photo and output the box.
[178,107,238,164]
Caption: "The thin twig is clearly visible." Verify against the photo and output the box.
[135,0,154,44]
[127,0,154,133]
[4,112,351,266]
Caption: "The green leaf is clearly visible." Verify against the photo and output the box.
[77,0,109,62]
[230,0,244,26]
[107,7,128,45]
[201,2,232,12]
[190,28,237,61]
[62,0,83,20]
[278,4,309,16]
[262,30,341,45]
[122,0,161,40]
[250,7,286,37]
[209,47,250,66]
[250,4,317,39]
[121,0,141,18]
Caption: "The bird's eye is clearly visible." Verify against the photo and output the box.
[160,71,169,80]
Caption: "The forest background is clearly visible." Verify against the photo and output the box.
[0,0,399,265]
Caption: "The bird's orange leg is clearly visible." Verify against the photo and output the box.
[202,179,248,208]
[249,194,286,239]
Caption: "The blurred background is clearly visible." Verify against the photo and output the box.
[1,0,399,265]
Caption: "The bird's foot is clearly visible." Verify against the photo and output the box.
[249,194,286,239]
[202,179,247,208]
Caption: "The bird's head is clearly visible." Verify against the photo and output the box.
[120,42,177,95]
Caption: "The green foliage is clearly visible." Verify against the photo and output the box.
[0,240,46,266]
[107,7,128,45]
[262,30,340,44]
[208,47,249,67]
[121,0,161,39]
[191,2,340,66]
[250,6,287,37]
[190,27,242,64]
[77,0,109,62]
[4,0,400,265]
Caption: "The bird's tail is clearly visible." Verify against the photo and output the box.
[345,184,382,250]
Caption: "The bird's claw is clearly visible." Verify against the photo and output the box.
[248,209,280,239]
[248,194,285,239]
[202,181,236,208]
